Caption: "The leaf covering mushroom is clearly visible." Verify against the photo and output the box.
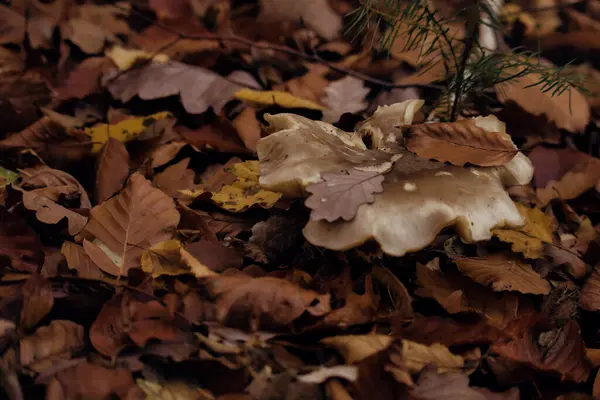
[257,100,534,256]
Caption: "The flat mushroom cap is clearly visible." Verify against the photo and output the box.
[257,100,534,257]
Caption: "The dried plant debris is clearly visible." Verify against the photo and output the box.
[1,0,600,398]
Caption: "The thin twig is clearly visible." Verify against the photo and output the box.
[119,4,443,90]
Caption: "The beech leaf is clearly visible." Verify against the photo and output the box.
[406,117,519,167]
[305,168,385,222]
[453,254,550,295]
[82,172,180,275]
[95,137,130,203]
[105,61,259,114]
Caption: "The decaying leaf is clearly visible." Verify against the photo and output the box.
[20,320,85,373]
[85,111,171,152]
[453,254,550,295]
[234,89,325,110]
[95,138,130,203]
[201,273,331,331]
[406,117,519,167]
[20,273,54,331]
[0,206,44,273]
[82,173,180,275]
[321,76,370,123]
[184,160,282,212]
[492,204,554,259]
[491,320,591,382]
[388,339,465,375]
[105,61,259,114]
[305,168,385,222]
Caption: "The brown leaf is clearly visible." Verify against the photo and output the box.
[83,172,180,275]
[416,259,536,331]
[0,70,52,133]
[20,167,91,209]
[105,61,259,114]
[453,254,550,295]
[321,76,369,123]
[95,137,129,204]
[322,334,393,364]
[394,316,508,346]
[409,366,520,400]
[231,107,262,152]
[20,273,54,331]
[247,214,305,264]
[0,117,92,166]
[60,242,104,279]
[202,273,331,331]
[491,320,591,382]
[319,275,379,328]
[580,263,600,311]
[528,146,600,206]
[58,57,113,100]
[305,168,385,222]
[45,361,142,400]
[153,158,197,198]
[406,119,518,167]
[183,240,243,273]
[19,320,85,373]
[496,69,589,133]
[0,206,44,273]
[176,119,249,154]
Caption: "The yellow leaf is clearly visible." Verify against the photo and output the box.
[0,166,18,188]
[106,46,169,71]
[234,89,325,110]
[183,160,282,212]
[85,111,171,152]
[493,204,554,259]
[141,240,186,278]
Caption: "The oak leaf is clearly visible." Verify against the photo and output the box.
[453,254,550,295]
[105,61,259,114]
[321,76,369,123]
[305,168,385,222]
[491,320,591,382]
[0,206,44,273]
[201,273,331,331]
[82,172,180,275]
[492,204,554,259]
[19,320,85,373]
[234,89,325,111]
[95,138,130,203]
[84,111,172,153]
[406,117,519,167]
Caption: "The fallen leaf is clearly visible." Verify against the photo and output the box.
[58,57,113,100]
[453,254,550,295]
[0,166,19,188]
[153,158,197,198]
[305,168,385,222]
[83,172,180,275]
[492,204,554,259]
[183,240,243,273]
[234,89,325,110]
[321,76,369,123]
[84,111,172,153]
[202,273,331,331]
[409,366,520,400]
[247,214,307,264]
[60,241,104,279]
[185,160,282,212]
[580,263,600,311]
[45,361,142,400]
[105,61,259,114]
[322,334,393,364]
[0,206,44,273]
[20,273,54,331]
[20,320,85,373]
[136,379,207,400]
[297,365,358,383]
[141,239,189,277]
[231,107,262,152]
[406,117,519,167]
[105,46,169,71]
[388,339,465,375]
[491,320,591,382]
[95,138,130,203]
[258,0,342,40]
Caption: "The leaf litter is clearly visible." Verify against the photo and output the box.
[1,0,600,399]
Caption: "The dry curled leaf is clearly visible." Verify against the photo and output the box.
[305,168,385,222]
[492,204,554,259]
[491,320,591,382]
[201,273,331,331]
[406,117,519,167]
[453,254,550,295]
[83,172,180,275]
[105,61,259,114]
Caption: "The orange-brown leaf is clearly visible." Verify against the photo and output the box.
[406,120,518,167]
[95,137,129,203]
